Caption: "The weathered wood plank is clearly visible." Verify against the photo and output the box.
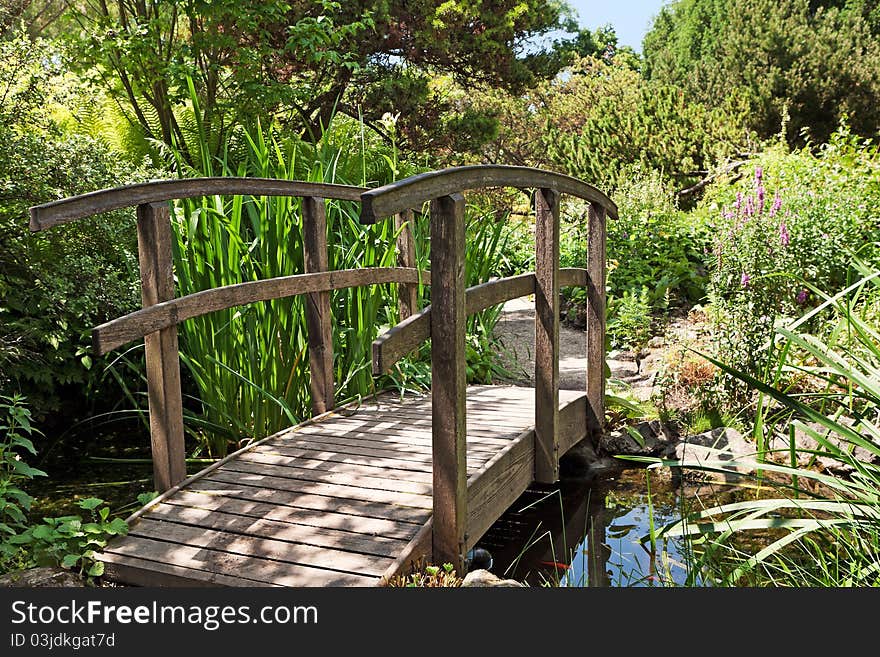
[587,202,607,437]
[559,267,588,288]
[282,427,501,456]
[238,449,437,481]
[395,209,420,321]
[139,507,408,558]
[137,202,186,492]
[253,443,440,474]
[161,490,420,540]
[128,518,394,576]
[265,436,461,468]
[558,393,589,456]
[31,178,365,231]
[218,459,434,496]
[94,267,426,355]
[430,192,468,570]
[298,417,527,442]
[377,519,433,586]
[303,196,335,415]
[359,165,618,224]
[465,429,535,552]
[189,479,430,524]
[534,187,560,483]
[202,469,434,510]
[100,552,278,587]
[372,273,536,374]
[102,536,378,586]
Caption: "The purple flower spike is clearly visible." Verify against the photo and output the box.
[741,272,751,287]
[735,192,743,210]
[757,184,765,214]
[770,191,782,217]
[755,166,763,181]
[796,289,808,304]
[745,196,754,217]
[780,221,790,247]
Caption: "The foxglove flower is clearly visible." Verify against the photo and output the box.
[779,221,790,247]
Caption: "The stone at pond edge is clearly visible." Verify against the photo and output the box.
[0,566,87,588]
[598,420,678,459]
[461,569,524,587]
[672,427,759,484]
[560,436,624,480]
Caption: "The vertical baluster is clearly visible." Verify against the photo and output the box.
[137,202,186,492]
[587,202,607,437]
[430,193,467,571]
[534,187,560,483]
[302,196,335,416]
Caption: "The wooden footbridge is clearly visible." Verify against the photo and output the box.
[29,166,616,586]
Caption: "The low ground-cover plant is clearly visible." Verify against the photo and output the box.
[0,395,129,583]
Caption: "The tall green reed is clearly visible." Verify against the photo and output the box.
[166,120,405,455]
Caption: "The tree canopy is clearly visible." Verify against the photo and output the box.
[66,0,582,160]
[642,0,880,145]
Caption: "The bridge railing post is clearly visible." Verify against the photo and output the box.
[586,201,607,438]
[429,193,467,572]
[302,196,335,415]
[136,202,187,492]
[534,187,560,483]
[395,209,419,322]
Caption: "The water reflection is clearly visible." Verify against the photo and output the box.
[473,467,726,587]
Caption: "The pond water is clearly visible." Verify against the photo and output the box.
[472,466,748,587]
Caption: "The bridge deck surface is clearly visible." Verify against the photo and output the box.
[100,385,587,587]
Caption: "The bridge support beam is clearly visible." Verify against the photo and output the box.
[534,187,560,483]
[303,196,335,416]
[430,193,467,572]
[587,202,607,438]
[137,202,187,492]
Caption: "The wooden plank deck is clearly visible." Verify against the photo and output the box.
[100,385,588,587]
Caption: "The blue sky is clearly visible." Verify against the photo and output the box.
[564,0,671,51]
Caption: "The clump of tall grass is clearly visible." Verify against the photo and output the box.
[656,261,880,586]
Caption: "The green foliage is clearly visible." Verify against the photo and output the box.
[703,125,880,387]
[544,56,752,190]
[0,395,127,582]
[386,562,462,587]
[0,32,148,420]
[6,497,128,582]
[643,0,880,146]
[608,287,653,351]
[66,0,579,160]
[0,395,46,541]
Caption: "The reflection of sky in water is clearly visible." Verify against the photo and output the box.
[479,471,717,587]
[560,502,697,587]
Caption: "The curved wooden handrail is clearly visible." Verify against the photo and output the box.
[30,178,366,231]
[371,268,590,374]
[359,165,618,224]
[93,267,429,355]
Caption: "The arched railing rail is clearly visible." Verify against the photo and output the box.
[359,165,618,224]
[28,179,429,494]
[360,165,610,568]
[29,178,364,230]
